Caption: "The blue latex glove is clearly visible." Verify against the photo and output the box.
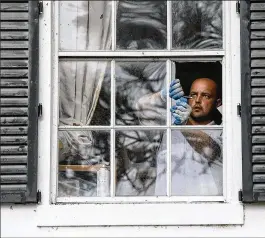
[169,79,184,100]
[170,97,192,125]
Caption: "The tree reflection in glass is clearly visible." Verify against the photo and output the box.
[116,0,167,50]
[115,130,166,196]
[172,1,222,49]
[115,61,166,126]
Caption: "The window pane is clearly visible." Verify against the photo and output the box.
[171,62,222,126]
[115,130,166,196]
[115,61,166,126]
[170,129,223,196]
[58,130,110,197]
[116,1,167,50]
[59,61,111,126]
[59,1,112,51]
[172,1,222,49]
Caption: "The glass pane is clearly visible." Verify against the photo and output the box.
[171,62,222,126]
[58,130,110,197]
[59,1,112,51]
[115,61,167,126]
[170,129,223,196]
[115,130,166,196]
[172,1,222,49]
[116,1,167,50]
[59,61,111,126]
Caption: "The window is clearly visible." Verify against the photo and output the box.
[37,0,243,226]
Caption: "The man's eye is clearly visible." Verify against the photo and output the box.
[204,95,210,99]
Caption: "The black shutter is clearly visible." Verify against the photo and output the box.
[0,1,39,203]
[241,0,265,202]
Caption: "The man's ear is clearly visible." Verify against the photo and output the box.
[216,98,222,108]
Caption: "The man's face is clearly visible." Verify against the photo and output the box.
[188,78,220,121]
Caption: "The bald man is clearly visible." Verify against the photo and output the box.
[169,78,222,126]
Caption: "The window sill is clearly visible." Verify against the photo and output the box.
[37,202,243,226]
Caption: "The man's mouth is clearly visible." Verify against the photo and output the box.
[193,106,202,111]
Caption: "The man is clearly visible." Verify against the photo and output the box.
[136,77,223,196]
[168,78,222,125]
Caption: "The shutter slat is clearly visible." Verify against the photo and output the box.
[1,41,28,49]
[251,40,264,49]
[0,108,28,116]
[251,3,265,11]
[1,127,28,135]
[252,97,265,105]
[251,22,265,30]
[251,12,265,20]
[252,126,265,134]
[0,69,28,78]
[1,79,28,88]
[1,136,27,145]
[251,59,265,67]
[251,78,265,86]
[252,135,265,144]
[1,155,27,164]
[1,98,28,107]
[251,88,265,96]
[1,50,28,59]
[251,31,265,40]
[252,69,265,77]
[1,117,28,126]
[253,174,265,183]
[251,50,265,58]
[252,107,265,115]
[0,88,28,97]
[1,3,28,12]
[1,165,27,174]
[0,12,28,21]
[252,116,265,125]
[1,175,27,184]
[253,164,265,173]
[0,21,28,30]
[1,184,27,191]
[1,31,28,40]
[252,145,265,154]
[253,155,265,163]
[1,59,28,68]
[0,146,28,155]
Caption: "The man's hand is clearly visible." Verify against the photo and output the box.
[170,97,192,125]
[169,78,184,100]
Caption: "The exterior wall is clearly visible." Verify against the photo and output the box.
[1,204,265,237]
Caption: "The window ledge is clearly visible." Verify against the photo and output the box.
[37,202,243,226]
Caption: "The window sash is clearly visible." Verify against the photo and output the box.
[51,0,233,203]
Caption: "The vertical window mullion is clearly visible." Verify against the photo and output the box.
[112,0,116,51]
[166,60,171,196]
[167,0,172,50]
[110,60,116,197]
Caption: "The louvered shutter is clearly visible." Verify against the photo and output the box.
[241,0,265,202]
[0,1,39,203]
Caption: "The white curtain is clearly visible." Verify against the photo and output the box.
[59,1,112,162]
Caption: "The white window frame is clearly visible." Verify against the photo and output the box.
[37,1,243,226]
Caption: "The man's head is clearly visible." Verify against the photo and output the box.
[188,78,222,124]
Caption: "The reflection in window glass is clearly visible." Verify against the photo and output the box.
[115,61,166,126]
[116,1,167,50]
[166,129,222,196]
[59,61,111,126]
[58,130,110,197]
[172,1,222,49]
[115,130,166,196]
[59,1,112,51]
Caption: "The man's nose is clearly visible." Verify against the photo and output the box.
[195,95,202,103]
